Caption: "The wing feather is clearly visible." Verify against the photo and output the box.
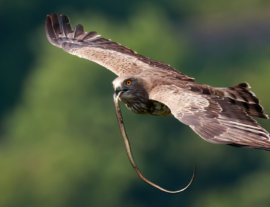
[60,15,73,37]
[45,15,58,47]
[149,83,270,151]
[45,13,195,80]
[82,31,99,40]
[73,24,85,38]
[51,13,61,37]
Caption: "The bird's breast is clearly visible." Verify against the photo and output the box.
[123,99,172,116]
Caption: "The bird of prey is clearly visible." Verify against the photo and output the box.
[45,13,269,192]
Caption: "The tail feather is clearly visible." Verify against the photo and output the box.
[217,83,269,119]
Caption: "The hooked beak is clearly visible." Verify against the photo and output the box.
[115,87,127,96]
[115,87,122,96]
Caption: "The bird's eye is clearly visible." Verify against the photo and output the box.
[112,84,115,89]
[126,80,132,86]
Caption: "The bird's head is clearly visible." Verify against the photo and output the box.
[112,76,149,101]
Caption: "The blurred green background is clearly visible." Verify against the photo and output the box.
[1,0,270,206]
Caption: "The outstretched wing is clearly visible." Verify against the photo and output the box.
[45,13,194,80]
[149,82,270,150]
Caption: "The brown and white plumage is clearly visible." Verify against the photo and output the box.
[46,13,269,151]
[149,81,269,149]
[45,13,193,80]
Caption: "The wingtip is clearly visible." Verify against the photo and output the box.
[59,14,72,37]
[45,14,51,22]
[46,13,57,19]
[45,13,62,48]
[243,82,251,88]
[60,14,69,21]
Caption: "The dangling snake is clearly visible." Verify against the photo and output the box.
[114,92,195,193]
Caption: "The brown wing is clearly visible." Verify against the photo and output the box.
[149,82,270,150]
[45,13,194,80]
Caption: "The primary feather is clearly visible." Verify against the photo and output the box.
[45,13,194,80]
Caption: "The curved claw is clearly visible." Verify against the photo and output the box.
[113,92,195,193]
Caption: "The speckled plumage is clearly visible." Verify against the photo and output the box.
[46,13,270,151]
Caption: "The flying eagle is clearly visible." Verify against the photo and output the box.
[45,13,269,192]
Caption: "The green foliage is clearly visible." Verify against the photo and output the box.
[1,1,270,207]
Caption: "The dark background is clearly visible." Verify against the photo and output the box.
[1,1,270,206]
